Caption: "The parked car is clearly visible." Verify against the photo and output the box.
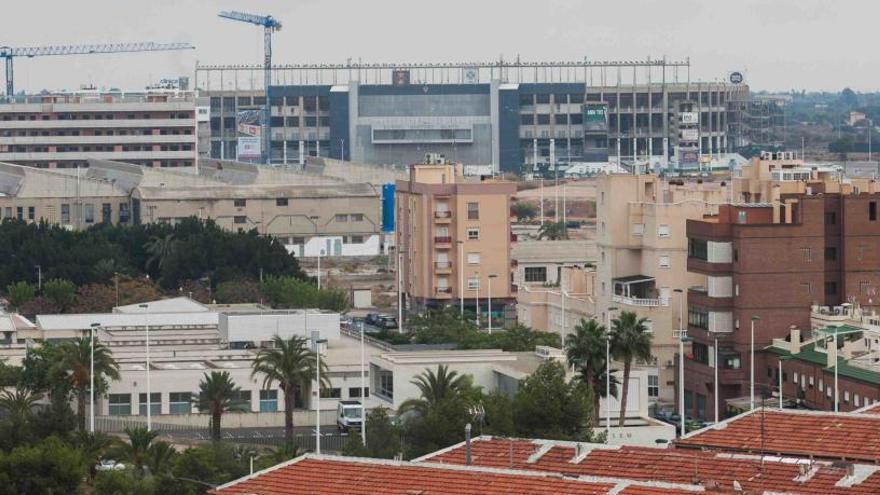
[96,459,125,471]
[336,400,363,432]
[365,313,398,330]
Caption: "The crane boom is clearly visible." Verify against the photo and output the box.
[218,10,282,165]
[1,41,195,101]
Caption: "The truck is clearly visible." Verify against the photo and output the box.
[336,400,364,432]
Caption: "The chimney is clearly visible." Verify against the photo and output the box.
[465,423,472,465]
[790,326,801,354]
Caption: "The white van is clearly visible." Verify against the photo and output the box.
[336,400,363,432]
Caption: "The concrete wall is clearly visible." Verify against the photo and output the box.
[219,311,340,344]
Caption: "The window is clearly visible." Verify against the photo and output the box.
[722,353,742,370]
[658,255,670,268]
[692,342,709,365]
[84,204,95,224]
[276,198,288,206]
[688,307,709,329]
[657,224,670,237]
[825,281,838,296]
[467,228,480,240]
[108,394,131,416]
[378,373,394,400]
[349,235,364,244]
[320,387,342,399]
[27,206,34,221]
[139,392,161,416]
[819,379,824,392]
[521,114,534,125]
[825,247,838,261]
[233,216,247,224]
[234,199,247,207]
[827,386,832,398]
[871,201,877,221]
[854,394,860,407]
[467,277,480,290]
[349,387,369,398]
[536,114,551,125]
[801,247,812,262]
[259,390,278,412]
[335,214,349,222]
[689,239,708,260]
[467,253,481,265]
[632,223,645,236]
[801,282,813,294]
[351,213,364,222]
[169,392,192,414]
[119,203,130,223]
[230,390,251,411]
[737,210,747,224]
[825,212,837,225]
[844,391,850,404]
[102,203,111,224]
[648,375,659,398]
[524,266,547,283]
[793,371,799,384]
[467,202,479,220]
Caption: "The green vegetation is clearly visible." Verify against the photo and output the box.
[196,371,247,442]
[341,407,401,459]
[609,311,653,427]
[55,337,120,431]
[511,201,538,221]
[537,221,568,240]
[260,275,349,312]
[565,318,618,425]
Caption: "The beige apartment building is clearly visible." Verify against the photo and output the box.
[396,159,516,318]
[596,174,726,412]
[517,265,597,335]
[0,92,197,169]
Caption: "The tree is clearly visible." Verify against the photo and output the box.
[0,437,85,494]
[196,371,247,441]
[840,87,859,108]
[72,276,163,313]
[610,311,653,427]
[94,470,156,495]
[512,361,595,441]
[399,365,472,416]
[74,430,115,484]
[251,335,327,441]
[537,221,568,240]
[511,201,538,221]
[565,318,618,425]
[43,278,76,312]
[145,234,178,273]
[54,336,120,431]
[341,407,401,459]
[112,426,165,476]
[5,281,35,309]
[259,275,349,312]
[0,387,39,449]
[408,308,477,346]
[215,279,262,304]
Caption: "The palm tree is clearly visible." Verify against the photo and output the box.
[74,430,114,484]
[54,337,120,431]
[399,365,470,416]
[610,311,653,427]
[251,335,328,442]
[196,370,246,441]
[144,234,177,272]
[0,387,39,425]
[565,319,618,425]
[538,221,568,240]
[113,426,161,476]
[144,440,176,476]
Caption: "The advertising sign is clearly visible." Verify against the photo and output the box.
[728,71,745,84]
[679,148,699,164]
[680,129,699,141]
[237,109,263,161]
[680,112,699,125]
[583,103,608,132]
[392,70,411,86]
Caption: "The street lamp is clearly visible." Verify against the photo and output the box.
[314,336,328,455]
[750,315,761,411]
[89,322,100,433]
[358,321,367,447]
[317,248,325,290]
[487,274,497,334]
[473,271,480,327]
[35,264,42,293]
[397,250,404,334]
[139,303,151,431]
[672,288,686,435]
[457,240,465,318]
[605,306,618,440]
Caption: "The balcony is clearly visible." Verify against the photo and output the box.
[687,257,732,275]
[613,294,669,307]
[688,286,733,310]
[434,287,453,297]
[434,261,452,274]
[434,236,452,247]
[434,211,452,223]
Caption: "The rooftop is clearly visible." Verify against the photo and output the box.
[417,436,880,494]
[766,344,880,386]
[114,296,210,314]
[511,239,597,264]
[211,454,710,495]
[677,408,880,463]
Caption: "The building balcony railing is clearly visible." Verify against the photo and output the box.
[434,211,451,219]
[435,287,453,297]
[612,294,669,307]
[434,236,452,245]
[434,261,452,274]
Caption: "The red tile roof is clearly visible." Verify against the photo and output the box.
[677,408,880,463]
[418,437,880,495]
[211,455,714,495]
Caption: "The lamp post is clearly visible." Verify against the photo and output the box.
[714,335,719,424]
[828,332,840,412]
[457,240,464,318]
[314,336,328,455]
[473,272,480,327]
[487,274,497,334]
[89,322,100,433]
[317,249,324,290]
[605,306,618,440]
[139,303,151,431]
[560,288,567,346]
[750,315,760,411]
[673,288,685,436]
[359,321,367,447]
[35,264,42,293]
[398,250,404,334]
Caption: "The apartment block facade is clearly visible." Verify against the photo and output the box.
[396,160,515,317]
[684,189,880,420]
[0,92,197,169]
[596,174,726,411]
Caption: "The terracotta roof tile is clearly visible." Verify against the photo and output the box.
[677,408,880,462]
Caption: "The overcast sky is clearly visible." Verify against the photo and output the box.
[4,0,877,94]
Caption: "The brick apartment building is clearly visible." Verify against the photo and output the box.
[684,188,880,420]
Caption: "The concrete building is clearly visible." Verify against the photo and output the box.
[396,158,516,316]
[0,91,197,169]
[0,158,386,257]
[516,265,597,336]
[196,59,751,173]
[595,173,727,413]
[511,239,596,288]
[684,176,880,420]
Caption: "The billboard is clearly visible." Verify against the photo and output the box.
[237,109,263,161]
[728,71,745,84]
[680,112,699,125]
[392,70,410,86]
[583,103,608,132]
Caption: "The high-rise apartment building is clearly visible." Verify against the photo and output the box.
[0,92,197,169]
[396,156,516,318]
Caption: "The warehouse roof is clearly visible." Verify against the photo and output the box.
[677,408,880,463]
[114,296,210,314]
[36,311,218,332]
[211,455,709,495]
[133,182,378,201]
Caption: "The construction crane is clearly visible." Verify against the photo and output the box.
[218,10,282,165]
[1,42,195,102]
